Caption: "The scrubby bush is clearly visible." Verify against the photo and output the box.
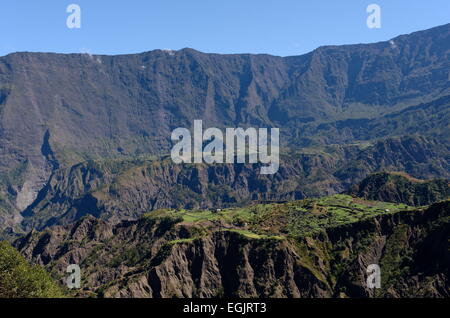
[0,241,66,298]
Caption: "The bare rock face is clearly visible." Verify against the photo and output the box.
[14,200,450,298]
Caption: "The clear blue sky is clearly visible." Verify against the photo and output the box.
[1,0,449,57]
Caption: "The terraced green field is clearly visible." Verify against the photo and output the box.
[143,194,416,239]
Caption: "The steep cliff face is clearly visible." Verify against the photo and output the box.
[1,24,448,170]
[14,198,450,298]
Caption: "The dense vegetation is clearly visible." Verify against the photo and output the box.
[0,241,65,298]
[348,172,450,206]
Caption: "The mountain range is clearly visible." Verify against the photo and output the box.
[0,23,449,298]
